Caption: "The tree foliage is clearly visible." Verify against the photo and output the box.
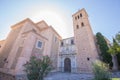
[108,38,120,55]
[115,32,120,43]
[108,32,120,70]
[96,32,113,68]
[24,56,52,80]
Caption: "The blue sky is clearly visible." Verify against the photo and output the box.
[0,0,120,41]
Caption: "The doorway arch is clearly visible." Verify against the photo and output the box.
[64,58,71,72]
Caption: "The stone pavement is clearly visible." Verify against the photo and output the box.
[44,72,94,80]
[111,71,120,78]
[44,71,120,80]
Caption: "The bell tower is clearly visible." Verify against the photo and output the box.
[72,8,98,72]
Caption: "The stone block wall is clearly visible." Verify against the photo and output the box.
[0,72,15,80]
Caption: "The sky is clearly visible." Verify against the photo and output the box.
[0,0,120,41]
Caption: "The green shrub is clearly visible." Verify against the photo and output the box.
[24,56,52,80]
[92,61,111,80]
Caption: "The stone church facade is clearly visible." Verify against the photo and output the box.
[0,9,99,80]
[58,9,98,73]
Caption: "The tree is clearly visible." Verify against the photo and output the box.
[108,38,120,55]
[24,55,52,80]
[108,32,120,70]
[96,32,113,68]
[115,33,120,69]
[115,32,120,43]
[116,53,120,70]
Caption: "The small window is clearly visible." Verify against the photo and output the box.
[80,13,82,17]
[75,17,77,20]
[76,25,79,29]
[78,15,79,19]
[61,42,64,46]
[33,29,36,33]
[36,40,43,49]
[71,39,74,45]
[54,36,57,42]
[81,22,84,27]
[87,57,90,61]
[4,58,7,62]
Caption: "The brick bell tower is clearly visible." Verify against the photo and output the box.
[72,8,98,73]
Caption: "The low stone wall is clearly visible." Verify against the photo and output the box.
[0,72,28,80]
[15,74,28,80]
[0,72,15,80]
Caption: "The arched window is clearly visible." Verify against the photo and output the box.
[61,41,64,46]
[71,39,74,45]
[75,16,77,20]
[76,25,79,29]
[4,58,7,62]
[54,36,57,42]
[81,22,84,27]
[78,15,79,19]
[80,13,82,17]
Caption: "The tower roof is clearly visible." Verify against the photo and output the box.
[72,8,88,17]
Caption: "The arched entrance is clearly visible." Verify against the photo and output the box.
[64,58,71,72]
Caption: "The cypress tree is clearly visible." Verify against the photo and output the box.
[96,32,113,68]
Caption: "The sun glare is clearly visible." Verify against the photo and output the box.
[31,9,72,39]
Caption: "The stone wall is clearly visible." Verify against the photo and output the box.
[50,34,60,69]
[0,72,15,80]
[0,26,22,68]
[72,9,98,72]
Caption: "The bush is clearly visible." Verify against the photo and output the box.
[116,53,120,70]
[92,61,111,80]
[24,56,52,80]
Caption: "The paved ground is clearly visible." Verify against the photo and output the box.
[44,72,94,80]
[44,72,120,80]
[111,71,120,78]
